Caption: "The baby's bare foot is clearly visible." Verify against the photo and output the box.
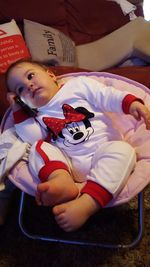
[52,193,100,232]
[36,170,79,206]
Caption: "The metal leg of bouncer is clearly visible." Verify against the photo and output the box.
[18,191,144,249]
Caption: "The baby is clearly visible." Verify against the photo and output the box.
[5,59,150,232]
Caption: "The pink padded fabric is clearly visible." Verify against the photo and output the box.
[1,72,150,206]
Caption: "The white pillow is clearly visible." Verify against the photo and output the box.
[0,19,30,73]
[24,19,76,67]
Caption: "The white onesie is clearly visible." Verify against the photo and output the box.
[13,76,138,207]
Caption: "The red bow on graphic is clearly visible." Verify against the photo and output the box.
[43,104,86,137]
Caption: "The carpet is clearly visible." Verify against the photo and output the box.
[0,185,149,267]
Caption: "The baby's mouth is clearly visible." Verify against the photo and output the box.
[32,87,42,97]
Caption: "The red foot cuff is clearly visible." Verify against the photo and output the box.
[39,161,69,182]
[81,180,113,207]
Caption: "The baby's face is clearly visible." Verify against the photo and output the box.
[7,62,60,108]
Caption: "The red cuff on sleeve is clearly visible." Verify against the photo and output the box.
[39,161,69,182]
[13,109,31,123]
[81,180,113,208]
[122,94,144,114]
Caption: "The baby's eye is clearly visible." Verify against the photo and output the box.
[27,73,35,80]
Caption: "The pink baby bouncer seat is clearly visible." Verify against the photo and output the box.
[1,71,150,248]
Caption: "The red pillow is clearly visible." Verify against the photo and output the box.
[0,19,30,73]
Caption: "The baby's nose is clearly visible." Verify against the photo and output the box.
[28,83,34,91]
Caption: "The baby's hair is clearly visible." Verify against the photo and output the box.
[5,58,51,91]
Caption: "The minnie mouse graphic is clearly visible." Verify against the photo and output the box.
[43,104,94,147]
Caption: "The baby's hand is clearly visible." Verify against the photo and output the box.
[129,101,150,130]
[7,92,20,111]
[6,92,16,106]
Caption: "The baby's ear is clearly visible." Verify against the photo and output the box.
[47,70,57,80]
